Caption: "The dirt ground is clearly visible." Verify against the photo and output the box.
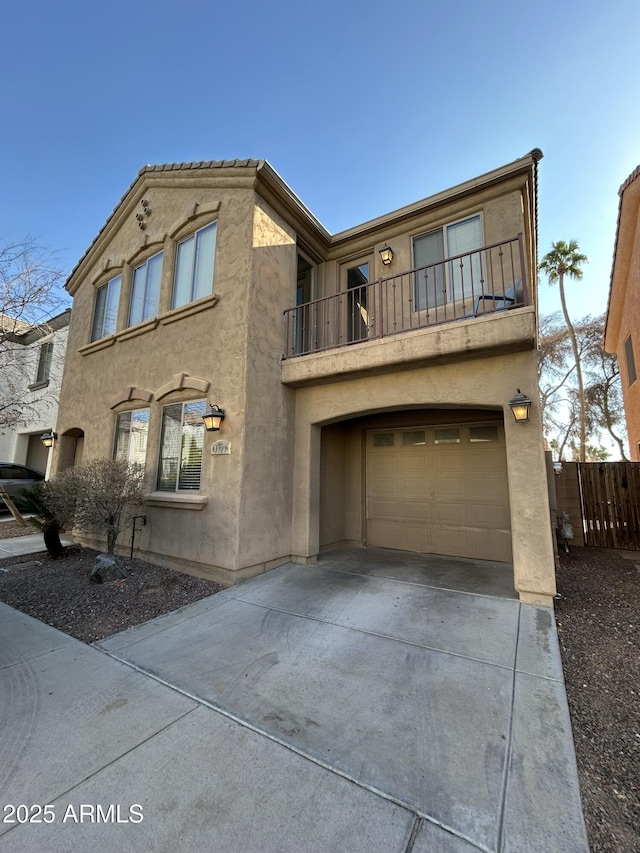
[0,533,638,850]
[555,547,640,853]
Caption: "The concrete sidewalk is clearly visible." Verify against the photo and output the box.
[0,547,589,852]
[0,533,75,560]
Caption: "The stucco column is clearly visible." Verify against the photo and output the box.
[504,401,557,607]
[290,419,321,562]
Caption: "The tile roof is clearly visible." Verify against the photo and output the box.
[605,163,640,343]
[67,159,266,288]
[138,158,263,175]
[618,164,640,196]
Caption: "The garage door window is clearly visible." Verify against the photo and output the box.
[402,430,426,446]
[434,428,460,444]
[373,432,395,447]
[469,425,499,442]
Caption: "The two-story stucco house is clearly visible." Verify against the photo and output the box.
[605,164,640,459]
[54,150,556,605]
[0,309,70,477]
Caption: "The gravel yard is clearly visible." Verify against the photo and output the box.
[0,545,222,643]
[0,534,637,851]
[555,547,640,853]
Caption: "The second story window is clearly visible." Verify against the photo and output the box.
[413,215,483,309]
[92,275,121,341]
[172,222,217,309]
[129,252,163,327]
[35,341,54,384]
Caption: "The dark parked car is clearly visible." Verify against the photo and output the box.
[0,463,45,511]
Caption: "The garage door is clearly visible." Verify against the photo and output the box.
[366,423,511,562]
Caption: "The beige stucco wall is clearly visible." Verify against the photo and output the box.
[234,198,297,568]
[606,175,640,460]
[291,349,556,605]
[55,178,287,581]
[318,181,529,300]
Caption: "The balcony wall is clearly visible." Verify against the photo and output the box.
[281,305,536,387]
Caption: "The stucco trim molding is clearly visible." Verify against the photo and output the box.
[155,372,210,400]
[78,337,116,356]
[168,201,222,241]
[128,237,165,266]
[144,492,209,510]
[116,318,159,341]
[159,293,219,326]
[109,386,154,409]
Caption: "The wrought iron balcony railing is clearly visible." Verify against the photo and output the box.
[284,234,529,358]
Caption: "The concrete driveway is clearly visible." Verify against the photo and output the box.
[0,546,588,852]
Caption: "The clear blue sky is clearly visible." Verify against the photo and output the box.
[2,0,639,321]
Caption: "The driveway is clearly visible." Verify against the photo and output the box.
[0,546,588,852]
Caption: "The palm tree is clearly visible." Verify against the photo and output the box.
[539,240,588,461]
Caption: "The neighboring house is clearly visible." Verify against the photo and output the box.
[605,164,640,460]
[0,309,70,476]
[54,152,556,605]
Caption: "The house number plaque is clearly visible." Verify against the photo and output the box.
[211,440,230,455]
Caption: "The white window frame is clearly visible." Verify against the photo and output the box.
[412,213,484,310]
[91,275,122,341]
[172,222,218,309]
[129,251,163,327]
[114,409,150,468]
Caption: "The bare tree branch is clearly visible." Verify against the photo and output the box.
[0,237,70,430]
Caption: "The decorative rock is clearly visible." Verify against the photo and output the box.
[89,554,129,584]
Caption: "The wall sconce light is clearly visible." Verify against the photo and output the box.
[378,244,394,266]
[202,404,225,431]
[508,389,532,423]
[40,430,58,448]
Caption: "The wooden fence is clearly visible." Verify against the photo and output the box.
[577,462,640,550]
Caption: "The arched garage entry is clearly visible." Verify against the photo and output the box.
[319,408,511,564]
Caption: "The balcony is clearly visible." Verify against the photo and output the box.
[284,236,529,360]
[281,235,535,388]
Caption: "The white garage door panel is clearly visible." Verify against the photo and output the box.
[366,423,511,562]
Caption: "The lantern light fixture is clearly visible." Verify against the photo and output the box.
[508,389,532,423]
[202,404,225,432]
[40,430,58,448]
[378,244,394,266]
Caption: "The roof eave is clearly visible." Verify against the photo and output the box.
[330,148,543,245]
[604,165,640,351]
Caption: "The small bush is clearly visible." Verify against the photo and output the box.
[45,459,145,556]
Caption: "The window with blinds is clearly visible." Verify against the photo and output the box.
[413,215,483,309]
[157,401,206,491]
[114,409,150,468]
[92,275,122,341]
[91,275,122,341]
[129,252,163,327]
[172,222,217,309]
